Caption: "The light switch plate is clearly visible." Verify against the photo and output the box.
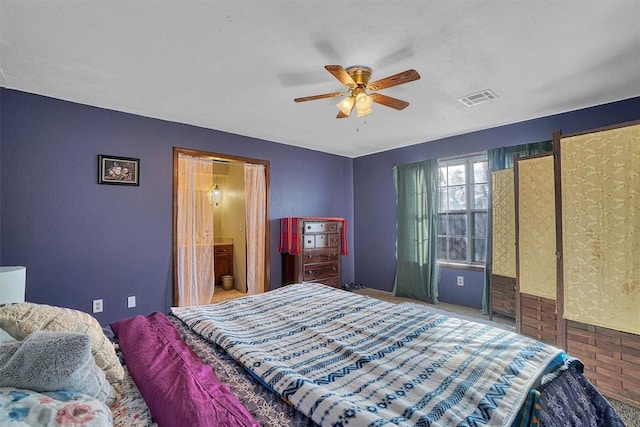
[127,296,136,308]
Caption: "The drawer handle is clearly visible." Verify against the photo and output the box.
[307,226,311,230]
[332,267,337,272]
[307,240,312,244]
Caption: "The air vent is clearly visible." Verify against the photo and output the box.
[457,89,498,107]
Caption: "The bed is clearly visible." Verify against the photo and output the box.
[0,284,625,426]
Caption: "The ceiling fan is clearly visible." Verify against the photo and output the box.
[294,65,420,119]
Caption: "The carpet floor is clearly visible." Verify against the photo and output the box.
[211,286,247,303]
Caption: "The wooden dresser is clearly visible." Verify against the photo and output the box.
[282,218,343,288]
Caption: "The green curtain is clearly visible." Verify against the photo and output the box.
[482,140,553,313]
[393,159,440,304]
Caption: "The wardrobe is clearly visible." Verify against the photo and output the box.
[490,120,640,407]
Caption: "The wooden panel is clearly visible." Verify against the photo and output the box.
[516,155,556,300]
[490,275,515,317]
[519,293,557,346]
[560,124,640,335]
[491,169,516,278]
[566,320,640,408]
[281,252,298,285]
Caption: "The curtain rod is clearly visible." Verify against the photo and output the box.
[437,150,486,162]
[392,150,487,169]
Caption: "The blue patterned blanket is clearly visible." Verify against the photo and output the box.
[172,284,563,426]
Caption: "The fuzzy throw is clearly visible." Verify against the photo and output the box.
[0,331,115,404]
[0,302,124,384]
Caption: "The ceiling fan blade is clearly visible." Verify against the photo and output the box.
[294,91,346,102]
[325,65,357,89]
[367,69,420,92]
[370,93,410,110]
[337,111,349,119]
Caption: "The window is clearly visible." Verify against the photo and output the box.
[437,155,488,265]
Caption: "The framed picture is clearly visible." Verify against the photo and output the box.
[98,155,140,186]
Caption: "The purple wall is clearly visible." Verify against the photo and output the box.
[438,268,485,309]
[2,88,639,319]
[352,96,640,307]
[0,89,354,324]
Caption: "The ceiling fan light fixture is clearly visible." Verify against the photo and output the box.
[355,91,373,112]
[337,96,355,116]
[357,107,372,118]
[351,86,373,116]
[295,65,420,119]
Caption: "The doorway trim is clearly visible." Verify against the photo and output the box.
[172,147,271,306]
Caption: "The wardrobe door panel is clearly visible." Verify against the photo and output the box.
[517,155,557,300]
[491,169,516,278]
[561,123,640,335]
[491,168,517,317]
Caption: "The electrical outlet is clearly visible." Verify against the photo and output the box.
[127,296,136,308]
[92,299,104,313]
[457,276,464,286]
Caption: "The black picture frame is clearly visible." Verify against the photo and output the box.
[97,155,140,186]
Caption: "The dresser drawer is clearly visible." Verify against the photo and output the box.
[311,277,340,288]
[214,244,233,256]
[303,262,339,281]
[303,234,339,249]
[303,248,340,264]
[303,221,339,234]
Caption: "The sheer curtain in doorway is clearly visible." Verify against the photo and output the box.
[176,154,216,306]
[244,163,266,295]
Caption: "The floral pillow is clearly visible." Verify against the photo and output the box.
[0,387,112,426]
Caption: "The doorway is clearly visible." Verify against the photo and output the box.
[172,147,270,306]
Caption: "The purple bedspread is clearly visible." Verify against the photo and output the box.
[111,312,259,427]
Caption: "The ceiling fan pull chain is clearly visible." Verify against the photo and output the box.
[356,114,368,132]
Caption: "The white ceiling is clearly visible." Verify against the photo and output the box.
[1,1,639,158]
